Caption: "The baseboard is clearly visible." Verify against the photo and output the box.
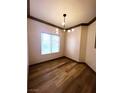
[29,56,96,74]
[64,56,96,73]
[83,63,96,74]
[63,56,85,63]
[29,56,65,67]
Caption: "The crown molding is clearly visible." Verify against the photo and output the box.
[66,17,96,30]
[27,0,63,29]
[88,17,96,25]
[28,15,63,29]
[66,23,88,30]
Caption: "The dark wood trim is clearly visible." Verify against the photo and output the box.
[63,56,77,62]
[63,56,96,74]
[27,0,30,16]
[27,16,96,30]
[28,15,63,29]
[88,17,96,25]
[27,15,96,30]
[81,23,90,26]
[66,23,88,30]
[27,0,63,29]
[84,63,96,74]
[66,17,96,30]
[29,56,65,67]
[63,56,84,63]
[29,56,96,74]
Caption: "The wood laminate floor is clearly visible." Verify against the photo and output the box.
[28,57,96,93]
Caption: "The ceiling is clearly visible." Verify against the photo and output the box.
[30,0,96,28]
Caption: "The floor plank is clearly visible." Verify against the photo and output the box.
[28,57,96,93]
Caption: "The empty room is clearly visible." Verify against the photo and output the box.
[28,0,96,93]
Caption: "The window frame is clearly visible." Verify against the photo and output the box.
[41,32,60,55]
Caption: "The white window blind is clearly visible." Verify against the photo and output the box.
[41,33,60,55]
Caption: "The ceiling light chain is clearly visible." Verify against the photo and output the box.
[56,14,74,33]
[63,14,66,32]
[56,14,67,33]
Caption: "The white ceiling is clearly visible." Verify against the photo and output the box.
[30,0,96,28]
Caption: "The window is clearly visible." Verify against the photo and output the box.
[41,33,51,54]
[41,33,60,54]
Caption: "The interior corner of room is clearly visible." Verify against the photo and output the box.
[27,0,96,71]
[28,18,96,72]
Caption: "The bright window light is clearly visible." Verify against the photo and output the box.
[41,33,60,55]
[41,33,51,54]
[52,35,60,53]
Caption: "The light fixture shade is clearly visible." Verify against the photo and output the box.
[68,30,71,32]
[71,29,74,31]
[56,31,59,34]
[55,28,59,34]
[56,28,59,31]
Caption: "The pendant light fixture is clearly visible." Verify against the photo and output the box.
[62,14,74,32]
[62,14,66,32]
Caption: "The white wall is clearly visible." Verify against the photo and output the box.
[28,18,65,65]
[28,18,96,71]
[79,26,88,62]
[65,26,88,62]
[65,26,82,61]
[65,22,96,72]
[86,21,96,71]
